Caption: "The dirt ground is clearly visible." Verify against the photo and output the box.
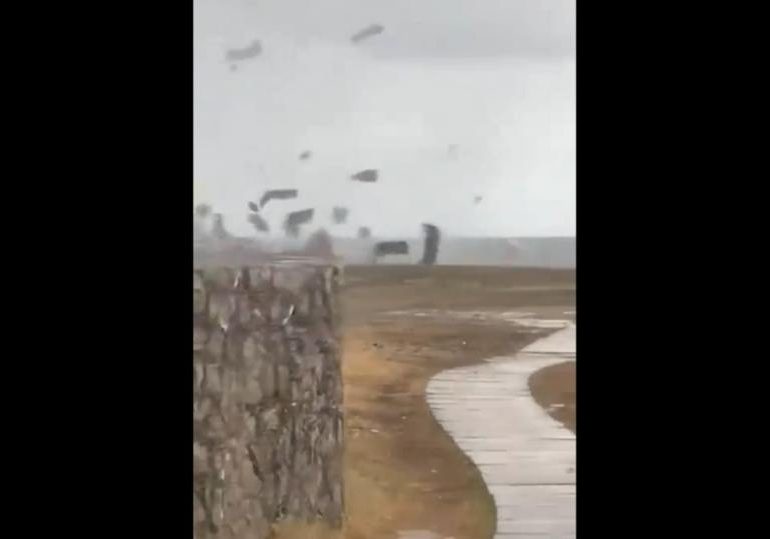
[529,362,576,434]
[273,265,576,539]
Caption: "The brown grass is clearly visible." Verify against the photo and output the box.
[528,362,576,434]
[273,266,575,539]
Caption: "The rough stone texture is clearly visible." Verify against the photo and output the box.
[193,258,344,539]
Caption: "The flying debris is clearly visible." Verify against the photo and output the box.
[259,189,298,208]
[351,169,378,183]
[226,40,262,63]
[448,145,459,159]
[283,208,315,237]
[373,241,409,262]
[193,204,213,241]
[303,229,335,259]
[248,201,260,212]
[473,196,483,204]
[247,212,270,233]
[420,223,441,266]
[351,24,385,44]
[298,151,312,161]
[211,214,231,241]
[357,226,371,239]
[331,207,349,225]
[194,204,212,219]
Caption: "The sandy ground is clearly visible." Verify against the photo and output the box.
[273,265,576,539]
[529,362,576,434]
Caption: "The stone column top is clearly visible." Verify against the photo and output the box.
[194,246,341,270]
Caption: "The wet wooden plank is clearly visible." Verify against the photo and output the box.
[426,323,576,539]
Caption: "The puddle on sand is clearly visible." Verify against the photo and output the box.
[383,309,536,322]
[398,531,452,539]
[512,318,569,329]
[381,309,571,332]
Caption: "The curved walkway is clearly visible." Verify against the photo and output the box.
[426,323,576,538]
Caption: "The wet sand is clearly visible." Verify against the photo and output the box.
[529,362,576,434]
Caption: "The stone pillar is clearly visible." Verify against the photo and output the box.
[193,259,344,539]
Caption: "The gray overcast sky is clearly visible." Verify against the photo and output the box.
[194,0,575,238]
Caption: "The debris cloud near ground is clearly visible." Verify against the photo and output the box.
[302,228,335,259]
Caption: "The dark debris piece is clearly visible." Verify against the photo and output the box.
[283,208,315,238]
[351,169,378,183]
[194,204,212,219]
[211,214,230,240]
[351,24,385,44]
[331,207,349,224]
[420,223,440,266]
[248,201,260,212]
[259,189,298,209]
[299,151,312,161]
[225,40,262,62]
[357,226,371,239]
[247,212,269,233]
[474,196,483,204]
[374,241,409,257]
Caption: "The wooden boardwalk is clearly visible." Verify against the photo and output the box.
[426,324,576,538]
